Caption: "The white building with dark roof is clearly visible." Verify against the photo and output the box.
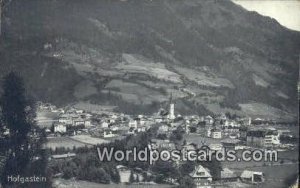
[189,165,212,188]
[220,168,238,182]
[53,123,67,133]
[240,170,264,184]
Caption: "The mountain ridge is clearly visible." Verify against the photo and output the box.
[0,0,299,121]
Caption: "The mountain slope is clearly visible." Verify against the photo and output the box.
[0,0,299,120]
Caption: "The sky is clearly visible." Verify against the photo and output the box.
[232,0,300,31]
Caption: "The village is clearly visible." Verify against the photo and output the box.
[34,101,298,188]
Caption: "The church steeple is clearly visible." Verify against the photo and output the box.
[168,93,175,120]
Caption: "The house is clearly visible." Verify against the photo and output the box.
[75,109,84,114]
[84,120,91,127]
[106,118,116,124]
[127,127,135,135]
[223,120,240,129]
[102,130,115,138]
[72,118,85,126]
[246,130,265,147]
[211,129,222,139]
[219,168,238,182]
[247,129,280,148]
[116,165,131,183]
[58,116,72,125]
[189,165,212,188]
[207,128,212,137]
[221,138,241,150]
[221,140,239,151]
[184,123,191,134]
[223,127,240,137]
[101,121,109,128]
[158,124,169,134]
[128,120,138,128]
[264,130,280,147]
[45,128,51,134]
[239,117,252,126]
[189,117,200,126]
[51,108,65,113]
[182,143,197,151]
[239,127,248,140]
[136,126,147,133]
[240,170,264,184]
[205,115,214,125]
[218,113,227,121]
[150,139,176,151]
[209,143,223,151]
[68,116,91,128]
[85,113,93,119]
[110,125,119,131]
[53,123,67,133]
[2,128,10,136]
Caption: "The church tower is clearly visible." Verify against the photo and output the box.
[168,93,175,120]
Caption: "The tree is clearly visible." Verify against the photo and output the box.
[129,170,135,183]
[201,157,222,181]
[178,176,196,188]
[179,161,197,176]
[170,126,185,142]
[135,174,140,183]
[189,126,197,133]
[0,72,46,187]
[283,173,298,188]
[1,72,31,152]
[109,167,120,183]
[151,160,179,182]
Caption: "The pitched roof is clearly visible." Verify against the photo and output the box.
[221,168,238,179]
[240,170,263,178]
[189,165,212,178]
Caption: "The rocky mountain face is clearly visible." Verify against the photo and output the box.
[0,0,299,120]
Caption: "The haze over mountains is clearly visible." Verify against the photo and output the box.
[0,0,299,120]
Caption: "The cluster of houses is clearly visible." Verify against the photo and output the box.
[189,164,264,187]
[37,101,295,151]
[46,108,92,135]
[37,102,296,187]
[114,163,264,187]
[39,100,292,151]
[246,129,280,148]
[38,103,156,138]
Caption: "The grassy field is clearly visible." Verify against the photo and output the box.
[239,103,295,121]
[73,102,117,114]
[53,178,173,188]
[117,53,182,84]
[172,66,234,88]
[45,137,90,150]
[70,135,111,145]
[73,80,98,99]
[248,164,298,188]
[105,79,168,105]
[45,135,118,150]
